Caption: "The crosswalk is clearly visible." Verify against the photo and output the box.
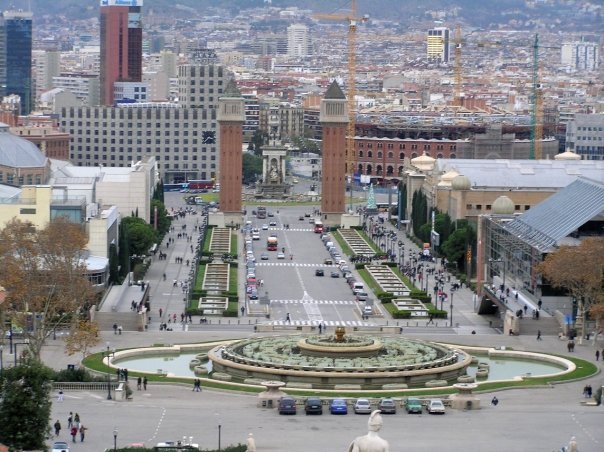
[268,320,375,327]
[255,262,337,267]
[249,299,356,305]
[268,227,314,232]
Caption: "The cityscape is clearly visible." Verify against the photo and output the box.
[0,0,603,451]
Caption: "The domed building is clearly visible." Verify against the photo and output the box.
[0,123,51,186]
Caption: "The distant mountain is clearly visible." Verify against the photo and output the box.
[2,0,602,31]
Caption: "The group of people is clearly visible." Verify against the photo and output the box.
[53,412,87,443]
[192,378,202,392]
[582,384,593,399]
[136,376,148,390]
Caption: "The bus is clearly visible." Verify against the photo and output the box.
[256,206,267,219]
[267,236,278,251]
[187,179,214,190]
[314,220,324,233]
[163,183,188,192]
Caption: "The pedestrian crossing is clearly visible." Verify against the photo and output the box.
[249,299,356,305]
[268,320,375,327]
[255,262,337,267]
[268,227,314,232]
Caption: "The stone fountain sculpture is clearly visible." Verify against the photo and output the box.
[348,410,389,452]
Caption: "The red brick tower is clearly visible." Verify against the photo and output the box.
[320,81,348,225]
[217,79,244,225]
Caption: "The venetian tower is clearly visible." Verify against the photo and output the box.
[217,79,245,225]
[320,81,349,226]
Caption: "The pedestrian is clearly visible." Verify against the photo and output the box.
[54,420,61,436]
[241,306,245,316]
[596,350,600,361]
[70,426,78,443]
[318,323,323,334]
[491,396,499,406]
[79,424,87,442]
[159,308,163,318]
[74,413,80,427]
[536,330,542,340]
[137,376,142,390]
[538,299,542,310]
[67,412,73,429]
[57,389,64,402]
[143,376,148,390]
[118,325,122,335]
[113,323,118,334]
[587,384,593,398]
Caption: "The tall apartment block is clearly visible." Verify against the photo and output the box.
[427,27,450,63]
[0,10,33,115]
[561,39,600,72]
[287,24,310,58]
[100,0,143,106]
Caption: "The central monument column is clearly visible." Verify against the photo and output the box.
[217,79,245,226]
[320,81,348,227]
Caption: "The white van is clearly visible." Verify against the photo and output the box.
[352,282,365,294]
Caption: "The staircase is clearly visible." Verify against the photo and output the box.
[518,316,560,336]
[94,312,142,332]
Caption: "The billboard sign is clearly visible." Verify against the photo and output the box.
[101,0,143,6]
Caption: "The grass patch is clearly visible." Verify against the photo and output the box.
[229,265,238,294]
[194,264,207,291]
[202,228,213,253]
[333,230,354,257]
[357,268,383,295]
[230,231,238,255]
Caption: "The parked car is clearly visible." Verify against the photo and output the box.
[298,216,304,221]
[52,442,70,452]
[305,397,323,415]
[329,399,348,415]
[356,292,369,302]
[354,398,372,414]
[315,269,325,277]
[278,396,297,415]
[427,399,446,414]
[404,397,423,414]
[262,224,269,230]
[362,305,373,317]
[267,211,274,217]
[269,221,277,226]
[323,258,334,265]
[249,289,258,300]
[378,398,397,414]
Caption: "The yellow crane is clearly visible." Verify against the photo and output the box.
[314,1,368,178]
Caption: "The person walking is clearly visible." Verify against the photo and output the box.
[70,426,78,443]
[596,350,600,361]
[74,413,80,428]
[67,412,73,429]
[57,390,64,402]
[137,376,142,390]
[79,424,87,442]
[536,330,542,340]
[143,376,148,390]
[54,420,61,436]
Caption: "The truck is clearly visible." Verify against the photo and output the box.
[267,236,278,251]
[256,206,267,219]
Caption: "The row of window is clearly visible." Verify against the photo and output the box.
[65,108,213,120]
[70,155,215,171]
[358,152,457,160]
[576,136,603,141]
[0,172,42,185]
[74,138,206,146]
[63,122,214,130]
[72,148,214,159]
[577,126,603,131]
[357,142,457,151]
[467,204,531,212]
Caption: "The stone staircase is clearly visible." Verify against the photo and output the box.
[94,311,142,332]
[518,316,561,336]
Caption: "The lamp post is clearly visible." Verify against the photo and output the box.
[106,343,113,400]
[450,291,454,327]
[113,428,118,451]
[0,345,3,378]
[217,423,222,451]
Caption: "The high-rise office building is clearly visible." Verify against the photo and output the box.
[0,11,33,115]
[287,24,310,58]
[427,27,450,63]
[99,0,143,106]
[177,49,230,110]
[33,50,60,98]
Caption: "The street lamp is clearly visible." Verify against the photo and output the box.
[105,342,115,400]
[0,345,3,378]
[450,291,454,327]
[113,428,118,451]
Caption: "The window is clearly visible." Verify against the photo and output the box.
[476,205,482,210]
[377,152,382,159]
[368,151,373,158]
[387,152,393,158]
[399,152,405,159]
[524,205,530,211]
[358,150,363,157]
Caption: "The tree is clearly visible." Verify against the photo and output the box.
[0,360,54,449]
[121,216,158,257]
[248,129,266,156]
[242,152,263,184]
[537,238,604,343]
[108,243,119,284]
[0,218,94,360]
[64,320,101,360]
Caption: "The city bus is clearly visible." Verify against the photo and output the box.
[314,220,324,233]
[187,179,214,190]
[267,236,278,251]
[256,206,267,219]
[163,183,188,192]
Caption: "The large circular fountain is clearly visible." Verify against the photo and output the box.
[208,331,472,390]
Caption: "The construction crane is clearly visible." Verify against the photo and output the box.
[314,1,369,183]
[530,34,561,160]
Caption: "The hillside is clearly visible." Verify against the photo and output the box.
[1,0,601,31]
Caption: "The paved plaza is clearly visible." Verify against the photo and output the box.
[33,192,604,451]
